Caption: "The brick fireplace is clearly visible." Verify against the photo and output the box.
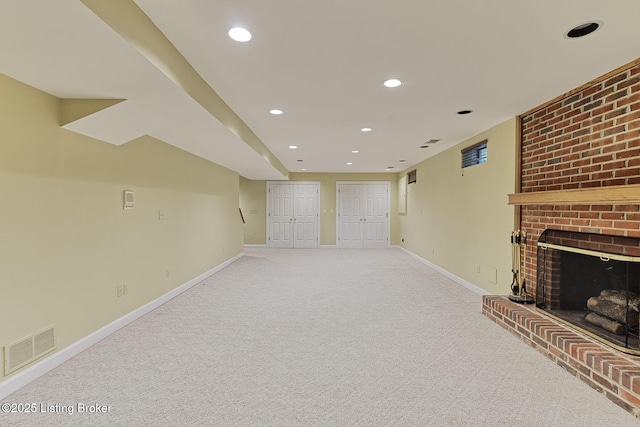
[520,61,640,296]
[484,59,640,417]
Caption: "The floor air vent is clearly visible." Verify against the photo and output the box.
[4,325,56,375]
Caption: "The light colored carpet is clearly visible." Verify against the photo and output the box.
[2,248,639,426]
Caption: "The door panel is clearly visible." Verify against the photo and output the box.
[293,184,318,248]
[269,184,293,248]
[363,184,389,248]
[338,183,389,248]
[268,182,319,248]
[338,184,364,248]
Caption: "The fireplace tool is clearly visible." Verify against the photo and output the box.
[509,230,534,304]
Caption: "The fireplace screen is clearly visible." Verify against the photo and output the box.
[536,229,640,355]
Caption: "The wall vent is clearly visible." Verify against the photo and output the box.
[4,325,56,375]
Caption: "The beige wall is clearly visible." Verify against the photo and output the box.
[238,121,516,295]
[0,73,243,382]
[239,177,266,244]
[397,118,517,294]
[240,173,399,246]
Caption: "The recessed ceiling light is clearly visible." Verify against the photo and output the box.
[420,145,430,149]
[352,150,360,153]
[361,127,372,132]
[385,168,393,171]
[297,159,303,162]
[566,22,601,39]
[399,160,406,162]
[289,145,298,149]
[228,27,252,42]
[270,109,284,115]
[384,78,403,88]
[301,168,307,171]
[346,162,353,166]
[457,110,473,115]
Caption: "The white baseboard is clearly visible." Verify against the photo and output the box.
[0,252,244,401]
[393,246,489,296]
[246,244,336,249]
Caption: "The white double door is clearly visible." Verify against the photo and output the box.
[337,182,389,248]
[267,182,319,248]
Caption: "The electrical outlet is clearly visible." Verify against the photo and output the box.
[116,285,123,298]
[123,284,128,295]
[165,268,170,279]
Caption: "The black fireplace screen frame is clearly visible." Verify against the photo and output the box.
[535,229,640,355]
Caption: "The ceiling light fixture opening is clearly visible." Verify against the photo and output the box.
[228,27,252,42]
[352,150,360,153]
[297,159,303,162]
[566,22,601,39]
[383,78,403,88]
[399,160,406,163]
[288,145,298,149]
[346,162,353,166]
[457,110,473,115]
[269,109,284,115]
[360,127,372,132]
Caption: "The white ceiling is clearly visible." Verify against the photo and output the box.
[1,1,639,180]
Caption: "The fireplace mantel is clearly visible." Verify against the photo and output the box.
[508,184,640,206]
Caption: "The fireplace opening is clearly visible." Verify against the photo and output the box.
[535,229,640,355]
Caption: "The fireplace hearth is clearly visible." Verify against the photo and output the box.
[535,229,640,355]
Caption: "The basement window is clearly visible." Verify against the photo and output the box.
[407,169,417,184]
[461,140,487,169]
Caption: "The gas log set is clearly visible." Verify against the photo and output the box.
[586,290,640,335]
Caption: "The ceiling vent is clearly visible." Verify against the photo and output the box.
[421,139,440,148]
[424,139,440,144]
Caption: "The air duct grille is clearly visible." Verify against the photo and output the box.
[420,139,441,148]
[4,325,56,375]
[34,328,55,357]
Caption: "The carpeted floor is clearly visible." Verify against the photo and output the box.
[2,248,640,426]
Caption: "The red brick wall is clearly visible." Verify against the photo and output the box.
[520,62,640,294]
